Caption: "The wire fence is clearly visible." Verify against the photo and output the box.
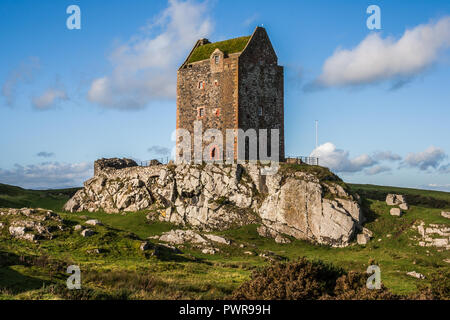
[139,156,319,166]
[285,156,319,166]
[139,157,170,166]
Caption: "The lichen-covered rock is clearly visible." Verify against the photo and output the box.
[258,174,362,247]
[63,160,365,247]
[159,229,207,245]
[406,271,425,279]
[413,220,450,250]
[386,194,407,206]
[357,233,370,245]
[204,234,231,245]
[1,208,64,242]
[81,229,95,237]
[85,219,103,226]
[390,208,402,217]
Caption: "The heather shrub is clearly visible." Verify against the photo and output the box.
[231,258,399,300]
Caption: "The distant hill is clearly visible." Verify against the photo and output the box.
[349,184,450,209]
[0,183,80,211]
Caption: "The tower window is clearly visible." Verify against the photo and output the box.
[198,81,205,89]
[210,146,220,160]
[197,107,205,118]
[258,106,263,116]
[214,108,221,117]
[214,55,220,65]
[214,79,219,86]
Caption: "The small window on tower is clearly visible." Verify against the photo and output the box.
[214,55,220,65]
[197,107,205,118]
[198,81,205,89]
[258,106,263,116]
[214,79,219,86]
[214,108,221,117]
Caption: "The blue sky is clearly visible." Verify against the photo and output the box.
[1,0,450,190]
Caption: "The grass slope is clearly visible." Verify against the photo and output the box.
[350,184,450,209]
[0,183,79,211]
[0,182,449,299]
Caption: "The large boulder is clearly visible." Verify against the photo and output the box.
[386,194,406,206]
[390,208,402,217]
[386,194,409,212]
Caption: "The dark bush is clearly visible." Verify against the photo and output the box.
[230,258,343,300]
[411,269,450,300]
[231,258,399,300]
[328,271,399,300]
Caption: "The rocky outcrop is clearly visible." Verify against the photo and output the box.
[386,194,409,215]
[256,173,363,247]
[154,229,231,255]
[94,158,138,176]
[0,208,65,242]
[64,159,365,247]
[386,194,407,206]
[412,220,450,250]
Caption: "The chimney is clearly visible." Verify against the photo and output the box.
[198,38,210,46]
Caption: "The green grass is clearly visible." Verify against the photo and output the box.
[187,36,251,64]
[0,182,449,299]
[0,183,79,211]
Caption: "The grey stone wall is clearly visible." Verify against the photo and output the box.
[177,54,239,160]
[238,27,285,161]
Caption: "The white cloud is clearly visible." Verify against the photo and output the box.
[439,163,450,173]
[310,16,450,89]
[88,0,213,109]
[2,57,40,106]
[310,142,377,173]
[403,146,447,171]
[365,165,392,175]
[148,145,171,156]
[36,152,55,158]
[0,162,92,190]
[32,88,68,110]
[373,151,402,161]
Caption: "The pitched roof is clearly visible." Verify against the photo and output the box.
[187,36,251,64]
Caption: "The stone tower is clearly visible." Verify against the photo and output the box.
[176,27,284,162]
